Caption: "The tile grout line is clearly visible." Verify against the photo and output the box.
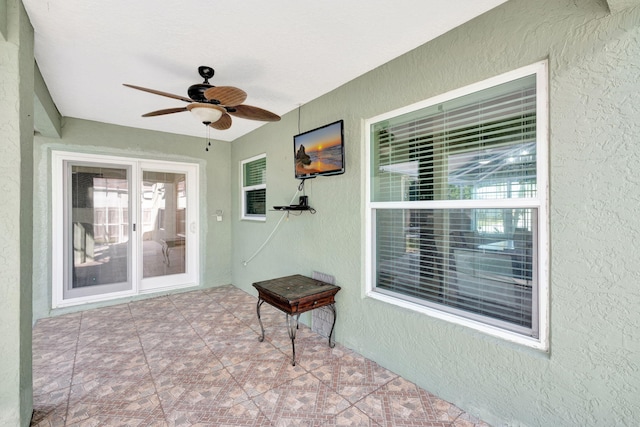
[31,287,490,426]
[210,288,393,426]
[192,290,325,423]
[30,324,72,424]
[170,289,285,425]
[62,311,84,426]
[126,298,170,425]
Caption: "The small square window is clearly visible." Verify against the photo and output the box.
[241,154,266,221]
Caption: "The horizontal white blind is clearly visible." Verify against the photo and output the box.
[243,157,266,187]
[242,156,266,217]
[245,189,266,216]
[375,208,535,334]
[370,73,538,337]
[372,75,536,203]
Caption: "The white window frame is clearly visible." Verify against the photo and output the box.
[51,151,200,308]
[364,61,549,350]
[240,153,267,221]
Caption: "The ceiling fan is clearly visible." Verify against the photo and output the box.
[123,66,281,130]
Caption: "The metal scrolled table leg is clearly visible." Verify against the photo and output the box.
[327,303,337,348]
[256,299,265,342]
[286,313,300,366]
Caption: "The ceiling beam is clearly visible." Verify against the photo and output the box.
[34,63,62,138]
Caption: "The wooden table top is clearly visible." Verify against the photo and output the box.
[252,274,340,314]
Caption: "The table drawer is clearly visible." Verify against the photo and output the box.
[295,294,336,313]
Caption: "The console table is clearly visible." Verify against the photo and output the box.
[252,274,341,366]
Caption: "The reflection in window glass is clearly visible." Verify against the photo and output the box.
[376,208,535,331]
[368,65,546,340]
[141,171,187,278]
[70,166,129,289]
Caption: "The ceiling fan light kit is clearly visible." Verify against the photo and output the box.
[186,103,225,125]
[123,65,281,149]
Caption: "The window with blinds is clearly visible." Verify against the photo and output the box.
[366,63,547,341]
[241,154,266,221]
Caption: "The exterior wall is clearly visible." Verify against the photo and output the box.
[231,0,640,425]
[32,118,233,319]
[0,0,34,425]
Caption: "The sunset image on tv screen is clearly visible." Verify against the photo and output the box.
[294,121,343,176]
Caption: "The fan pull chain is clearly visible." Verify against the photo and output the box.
[204,122,212,152]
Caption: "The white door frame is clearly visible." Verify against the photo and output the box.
[51,151,200,308]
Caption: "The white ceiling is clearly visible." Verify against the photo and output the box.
[23,0,507,142]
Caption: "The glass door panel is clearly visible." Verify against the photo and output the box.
[64,164,132,299]
[53,151,200,307]
[141,171,187,278]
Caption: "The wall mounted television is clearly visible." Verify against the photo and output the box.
[294,119,345,179]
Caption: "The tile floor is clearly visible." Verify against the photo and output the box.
[32,285,490,426]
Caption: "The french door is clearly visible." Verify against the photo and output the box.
[52,152,199,307]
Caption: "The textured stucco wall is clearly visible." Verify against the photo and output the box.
[231,0,640,425]
[32,118,233,319]
[0,0,33,425]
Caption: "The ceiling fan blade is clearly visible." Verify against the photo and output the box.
[142,107,188,117]
[208,112,232,130]
[228,104,281,122]
[123,84,193,103]
[203,86,247,106]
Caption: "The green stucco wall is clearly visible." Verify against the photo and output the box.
[32,118,233,319]
[230,0,640,425]
[0,0,33,425]
[3,0,637,424]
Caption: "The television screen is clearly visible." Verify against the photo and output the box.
[294,120,345,179]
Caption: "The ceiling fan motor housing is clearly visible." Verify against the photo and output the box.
[188,66,217,102]
[188,83,216,103]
